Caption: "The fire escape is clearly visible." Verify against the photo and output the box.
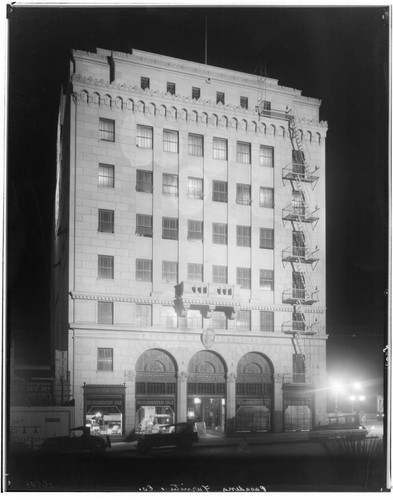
[281,111,320,382]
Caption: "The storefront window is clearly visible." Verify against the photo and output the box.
[135,402,175,434]
[83,385,125,436]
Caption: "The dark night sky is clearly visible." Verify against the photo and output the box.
[7,6,389,401]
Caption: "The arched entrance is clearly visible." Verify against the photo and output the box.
[135,349,177,433]
[235,352,274,432]
[187,351,227,432]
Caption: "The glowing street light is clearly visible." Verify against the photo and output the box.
[331,380,343,415]
[353,382,362,391]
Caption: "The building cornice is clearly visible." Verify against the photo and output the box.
[71,75,328,135]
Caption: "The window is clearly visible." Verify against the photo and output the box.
[293,312,305,332]
[260,146,274,168]
[99,118,115,142]
[213,137,228,160]
[260,228,274,249]
[293,272,305,300]
[162,306,177,328]
[237,310,251,331]
[293,231,305,257]
[136,259,152,282]
[212,311,227,330]
[163,129,178,153]
[260,311,274,332]
[292,150,305,174]
[135,304,152,327]
[98,164,114,187]
[237,142,251,163]
[136,125,153,149]
[162,217,178,240]
[263,101,271,116]
[162,173,178,196]
[188,177,204,199]
[187,309,202,329]
[237,267,251,289]
[212,180,228,202]
[237,225,251,247]
[188,220,203,241]
[188,134,203,157]
[136,170,153,193]
[212,265,227,284]
[167,82,176,95]
[192,87,201,100]
[98,209,114,233]
[97,348,113,371]
[260,269,274,290]
[292,191,305,216]
[98,255,114,279]
[188,263,203,282]
[293,354,305,383]
[259,187,274,208]
[98,302,113,325]
[236,184,251,205]
[216,91,225,104]
[212,223,228,245]
[162,261,178,283]
[240,96,248,109]
[136,214,153,237]
[141,76,150,90]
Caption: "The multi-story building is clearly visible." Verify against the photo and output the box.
[52,47,328,436]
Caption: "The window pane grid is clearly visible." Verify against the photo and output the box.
[188,177,203,199]
[212,180,228,202]
[163,173,178,196]
[212,223,228,245]
[167,82,176,95]
[97,348,113,371]
[135,304,152,327]
[237,142,251,163]
[136,259,152,281]
[98,302,113,325]
[188,263,203,281]
[260,228,274,249]
[98,209,114,233]
[162,261,178,283]
[136,170,153,193]
[237,310,251,331]
[237,226,251,247]
[188,134,203,157]
[98,164,114,187]
[237,184,251,205]
[212,265,227,284]
[240,96,248,109]
[260,311,274,332]
[216,91,225,104]
[192,87,201,100]
[136,125,153,149]
[163,129,178,153]
[237,267,251,289]
[188,220,203,240]
[187,309,202,329]
[260,146,274,168]
[136,214,153,237]
[98,255,114,279]
[212,311,227,330]
[260,269,274,290]
[162,306,178,328]
[141,77,150,90]
[162,217,178,240]
[99,119,115,142]
[259,187,274,208]
[213,137,228,160]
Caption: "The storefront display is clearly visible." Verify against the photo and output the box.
[135,399,175,433]
[83,384,125,436]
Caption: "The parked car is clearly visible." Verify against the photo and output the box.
[312,413,369,441]
[136,422,199,453]
[41,426,110,454]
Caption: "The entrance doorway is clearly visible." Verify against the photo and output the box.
[187,351,227,433]
[187,397,225,431]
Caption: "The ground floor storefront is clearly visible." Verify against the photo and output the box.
[79,347,319,436]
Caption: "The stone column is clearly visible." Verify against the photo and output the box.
[124,370,136,434]
[226,372,237,435]
[177,372,188,422]
[273,373,284,432]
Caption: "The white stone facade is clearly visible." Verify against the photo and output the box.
[53,47,328,435]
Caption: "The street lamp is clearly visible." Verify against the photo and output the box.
[349,395,356,413]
